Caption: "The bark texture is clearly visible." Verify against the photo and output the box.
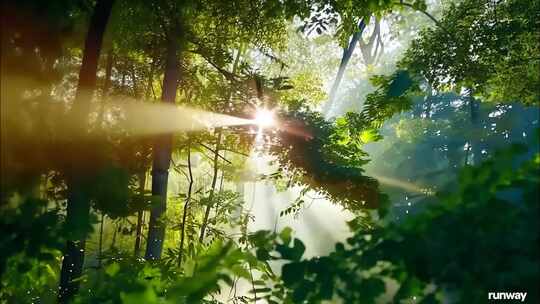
[58,0,115,302]
[144,33,180,260]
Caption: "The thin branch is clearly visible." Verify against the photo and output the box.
[221,147,250,157]
[257,47,289,69]
[187,48,242,83]
[199,129,223,242]
[178,142,193,267]
[394,2,446,31]
[198,142,232,164]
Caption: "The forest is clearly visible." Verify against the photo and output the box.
[1,0,539,303]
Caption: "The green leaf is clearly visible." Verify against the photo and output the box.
[359,129,381,143]
[256,248,271,261]
[282,262,306,285]
[387,70,413,98]
[105,262,120,277]
[279,227,293,245]
[231,264,251,279]
[276,239,305,261]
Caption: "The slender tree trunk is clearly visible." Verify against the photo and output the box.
[178,143,193,266]
[144,32,181,261]
[97,213,105,268]
[463,143,471,166]
[469,92,482,164]
[131,64,139,97]
[199,129,222,242]
[198,47,241,242]
[58,0,114,302]
[322,20,366,117]
[134,172,146,256]
[103,50,114,97]
[423,83,433,118]
[358,20,380,65]
[134,211,144,255]
[110,222,117,250]
[58,183,90,303]
[69,1,115,122]
[147,58,157,100]
[219,153,225,192]
[97,50,114,127]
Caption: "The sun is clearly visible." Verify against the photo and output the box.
[254,108,275,128]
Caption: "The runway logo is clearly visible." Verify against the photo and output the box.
[488,292,527,302]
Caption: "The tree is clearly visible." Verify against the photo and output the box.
[144,9,183,261]
[58,0,115,302]
[401,0,540,105]
[322,19,367,117]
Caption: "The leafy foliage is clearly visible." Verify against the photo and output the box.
[74,240,270,304]
[0,198,65,302]
[270,142,540,303]
[268,104,384,210]
[401,0,540,105]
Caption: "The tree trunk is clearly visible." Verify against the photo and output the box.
[58,0,114,302]
[58,183,90,303]
[198,47,240,242]
[358,19,380,66]
[130,64,139,97]
[423,82,433,118]
[199,129,222,242]
[103,50,114,97]
[134,172,146,256]
[322,20,366,117]
[469,93,482,164]
[144,32,181,261]
[178,143,193,266]
[97,213,105,268]
[69,0,115,123]
[147,58,157,100]
[110,222,117,250]
[97,50,114,127]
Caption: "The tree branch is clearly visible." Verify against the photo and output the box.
[394,2,446,31]
[198,142,233,164]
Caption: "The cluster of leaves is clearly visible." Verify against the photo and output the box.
[355,0,539,138]
[244,228,307,303]
[303,0,426,46]
[269,142,540,303]
[1,253,61,303]
[277,72,327,106]
[358,70,422,128]
[74,240,271,304]
[0,198,66,302]
[266,70,424,214]
[268,103,385,211]
[400,0,540,105]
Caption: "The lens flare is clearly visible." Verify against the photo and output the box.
[254,108,274,128]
